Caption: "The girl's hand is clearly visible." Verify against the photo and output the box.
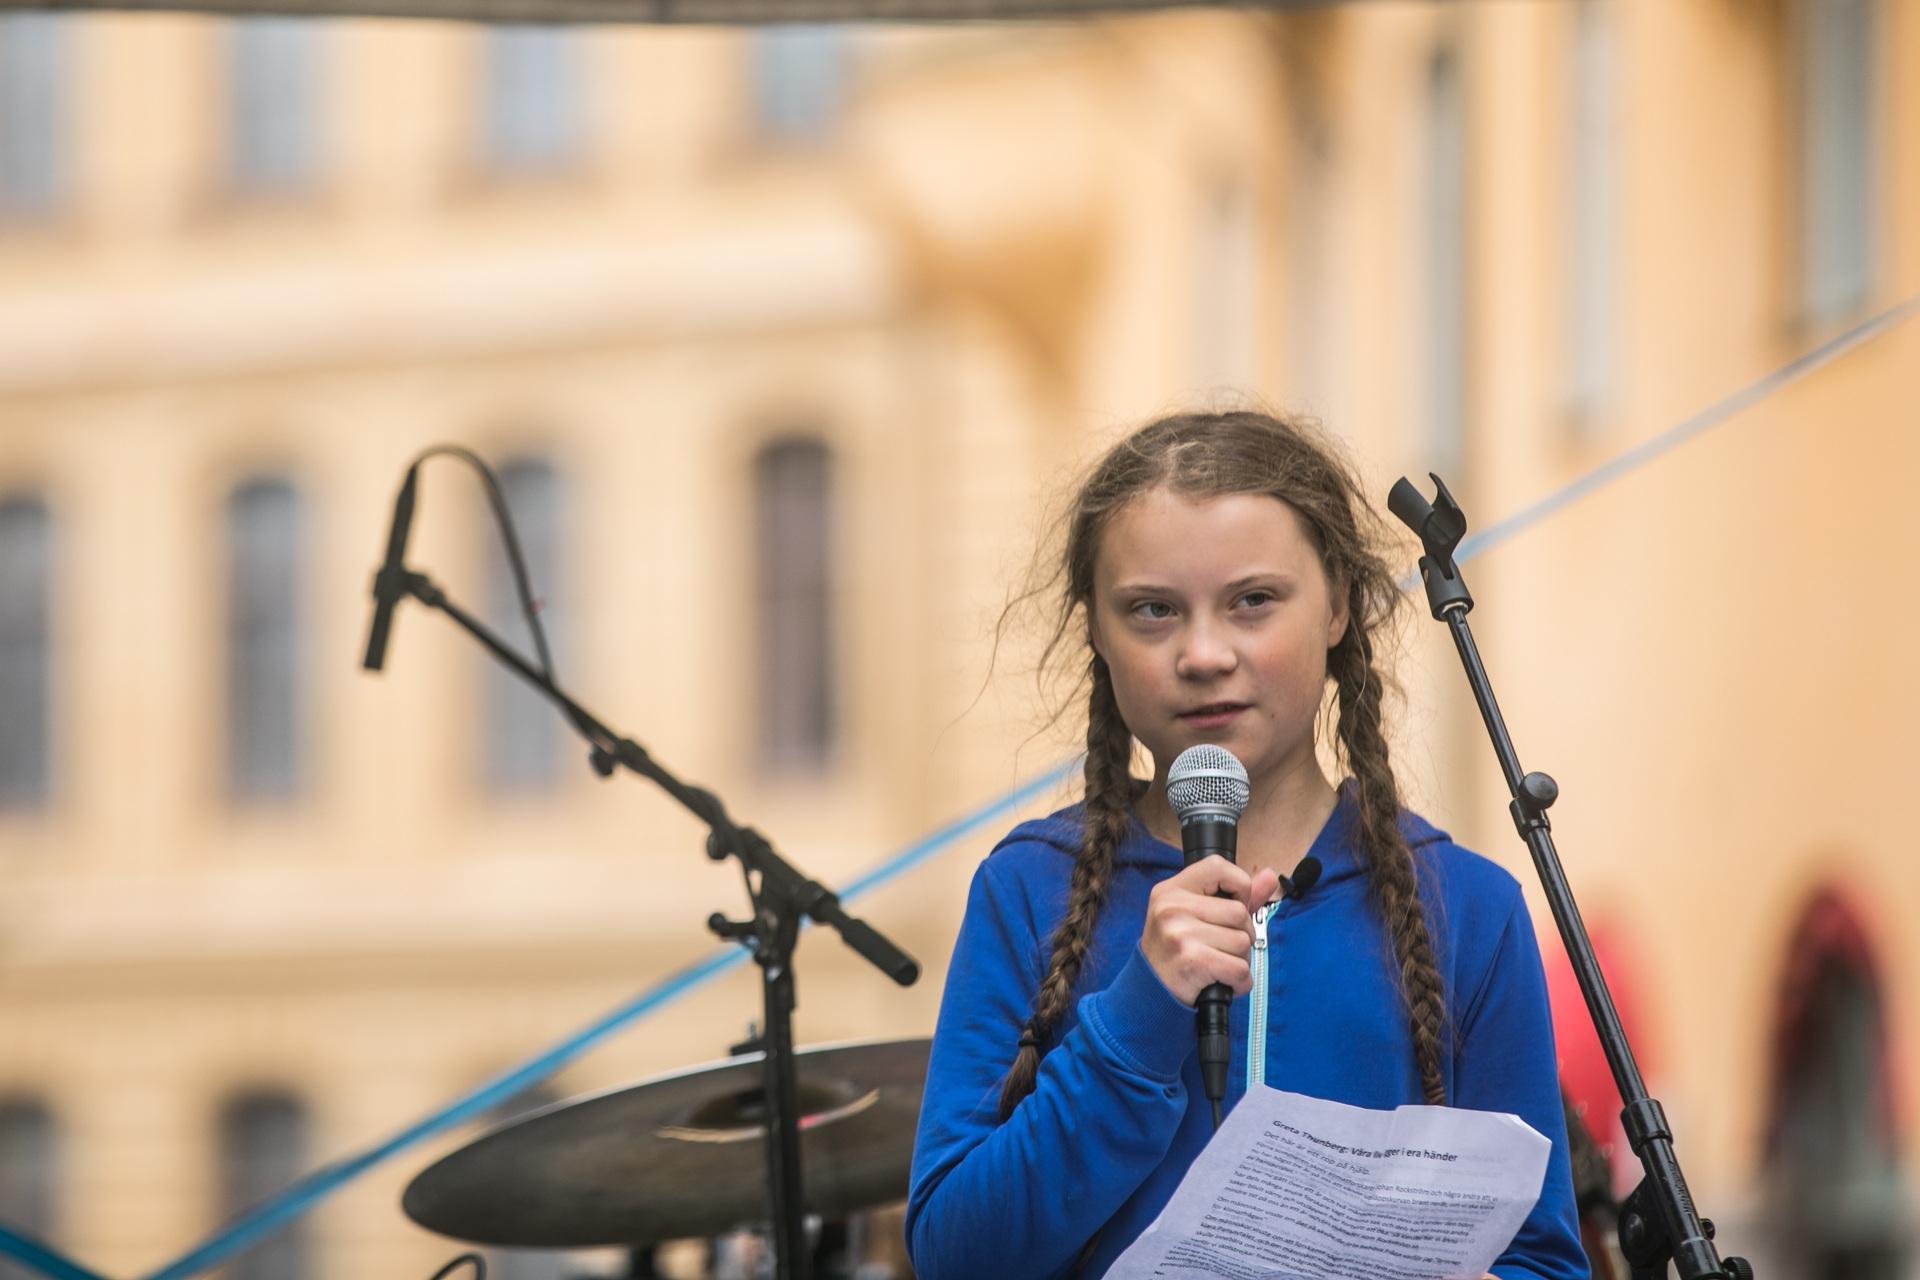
[1141,856,1281,1006]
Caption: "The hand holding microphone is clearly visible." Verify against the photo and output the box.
[1140,855,1276,1006]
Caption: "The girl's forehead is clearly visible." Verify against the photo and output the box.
[1096,489,1322,581]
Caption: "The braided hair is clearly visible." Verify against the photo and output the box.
[998,410,1448,1120]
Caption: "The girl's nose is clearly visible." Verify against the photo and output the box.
[1176,618,1238,679]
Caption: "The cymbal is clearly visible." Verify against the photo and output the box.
[403,1038,931,1249]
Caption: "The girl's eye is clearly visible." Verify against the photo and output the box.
[1130,601,1174,621]
[1238,591,1275,609]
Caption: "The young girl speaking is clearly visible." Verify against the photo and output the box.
[906,412,1586,1279]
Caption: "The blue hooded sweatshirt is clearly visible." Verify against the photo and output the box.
[906,788,1588,1279]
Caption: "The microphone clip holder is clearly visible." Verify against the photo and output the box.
[372,566,437,615]
[1388,474,1752,1280]
[1388,472,1473,620]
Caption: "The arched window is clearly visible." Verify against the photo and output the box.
[1285,102,1335,413]
[0,15,64,215]
[1565,0,1616,422]
[0,1099,57,1280]
[217,1091,311,1280]
[753,438,835,772]
[228,18,321,194]
[1193,179,1258,394]
[484,456,564,789]
[226,478,304,801]
[752,26,846,142]
[1423,43,1468,480]
[0,494,51,809]
[1798,0,1876,325]
[1767,889,1909,1280]
[483,27,580,174]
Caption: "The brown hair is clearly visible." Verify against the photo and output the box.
[997,409,1447,1119]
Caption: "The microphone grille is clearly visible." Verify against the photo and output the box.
[1166,745,1251,823]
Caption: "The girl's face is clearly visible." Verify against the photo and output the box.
[1088,488,1348,796]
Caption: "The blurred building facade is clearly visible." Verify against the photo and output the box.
[0,2,1915,1279]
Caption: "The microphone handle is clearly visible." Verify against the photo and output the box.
[1196,979,1232,1113]
[1181,817,1238,1122]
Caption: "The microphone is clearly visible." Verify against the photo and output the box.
[362,465,420,672]
[1166,744,1251,1125]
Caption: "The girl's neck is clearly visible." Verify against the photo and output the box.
[1139,757,1340,878]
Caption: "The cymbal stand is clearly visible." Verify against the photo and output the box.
[1387,475,1752,1280]
[364,564,920,1280]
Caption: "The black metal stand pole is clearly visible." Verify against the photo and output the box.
[710,845,811,1280]
[366,565,919,1280]
[761,910,805,1280]
[718,890,814,1280]
[1387,475,1752,1280]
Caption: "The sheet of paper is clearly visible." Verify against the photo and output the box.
[1104,1087,1551,1280]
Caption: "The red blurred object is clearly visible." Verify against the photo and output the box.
[1543,920,1648,1191]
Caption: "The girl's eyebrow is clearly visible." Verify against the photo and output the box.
[1225,573,1296,591]
[1111,572,1297,596]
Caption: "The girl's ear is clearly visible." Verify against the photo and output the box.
[1086,591,1107,660]
[1326,586,1351,650]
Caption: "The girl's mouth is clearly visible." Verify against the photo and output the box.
[1179,703,1249,726]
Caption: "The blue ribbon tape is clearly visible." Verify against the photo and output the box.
[0,1226,113,1280]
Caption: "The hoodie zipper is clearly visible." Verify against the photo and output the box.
[1247,900,1275,1092]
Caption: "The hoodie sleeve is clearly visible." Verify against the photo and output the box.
[905,854,1197,1280]
[1453,883,1592,1280]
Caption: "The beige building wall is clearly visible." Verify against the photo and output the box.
[0,3,1915,1278]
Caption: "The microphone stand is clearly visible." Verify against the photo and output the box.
[1386,475,1753,1280]
[365,565,920,1280]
